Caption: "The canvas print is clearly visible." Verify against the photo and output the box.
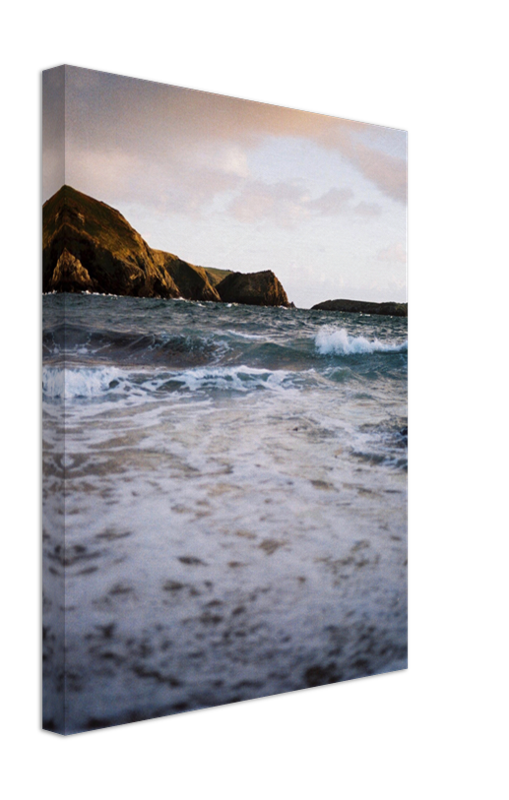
[42,66,407,734]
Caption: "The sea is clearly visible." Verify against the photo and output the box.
[42,293,408,734]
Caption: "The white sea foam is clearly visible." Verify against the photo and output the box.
[42,367,65,398]
[167,365,291,392]
[43,366,125,399]
[315,327,407,355]
[42,364,299,401]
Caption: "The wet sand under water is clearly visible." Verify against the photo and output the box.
[43,387,407,734]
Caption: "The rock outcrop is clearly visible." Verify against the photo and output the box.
[203,267,233,287]
[43,186,292,307]
[216,270,290,307]
[43,186,180,298]
[312,299,407,317]
[152,251,221,302]
[47,248,97,293]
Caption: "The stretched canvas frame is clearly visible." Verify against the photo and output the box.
[43,65,408,733]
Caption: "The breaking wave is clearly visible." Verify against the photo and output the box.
[42,364,314,400]
[315,327,407,356]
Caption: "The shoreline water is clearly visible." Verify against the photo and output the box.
[43,293,407,733]
[42,288,407,316]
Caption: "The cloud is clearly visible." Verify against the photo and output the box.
[350,143,407,202]
[228,181,311,226]
[354,201,382,217]
[65,143,245,216]
[42,67,65,200]
[227,180,384,227]
[307,187,354,215]
[179,143,250,179]
[60,70,391,231]
[66,148,138,199]
[63,67,362,155]
[227,181,382,227]
[377,242,406,263]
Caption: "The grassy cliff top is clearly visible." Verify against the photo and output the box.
[202,266,233,286]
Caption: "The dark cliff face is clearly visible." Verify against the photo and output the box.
[43,186,292,307]
[43,186,180,298]
[312,299,408,317]
[151,251,220,302]
[216,270,290,307]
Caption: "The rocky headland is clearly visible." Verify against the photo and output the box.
[215,270,289,307]
[43,186,292,307]
[312,299,407,317]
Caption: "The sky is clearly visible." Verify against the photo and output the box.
[43,66,407,309]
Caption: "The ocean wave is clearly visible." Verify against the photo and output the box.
[43,366,126,399]
[42,364,311,401]
[43,324,222,366]
[226,329,265,340]
[166,365,295,393]
[315,327,407,356]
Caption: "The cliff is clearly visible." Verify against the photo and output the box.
[151,250,220,302]
[43,186,291,307]
[215,270,290,307]
[43,186,180,298]
[312,299,407,317]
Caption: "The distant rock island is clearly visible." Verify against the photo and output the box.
[43,186,291,307]
[312,299,407,317]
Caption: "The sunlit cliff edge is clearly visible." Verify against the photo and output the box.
[43,186,291,307]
